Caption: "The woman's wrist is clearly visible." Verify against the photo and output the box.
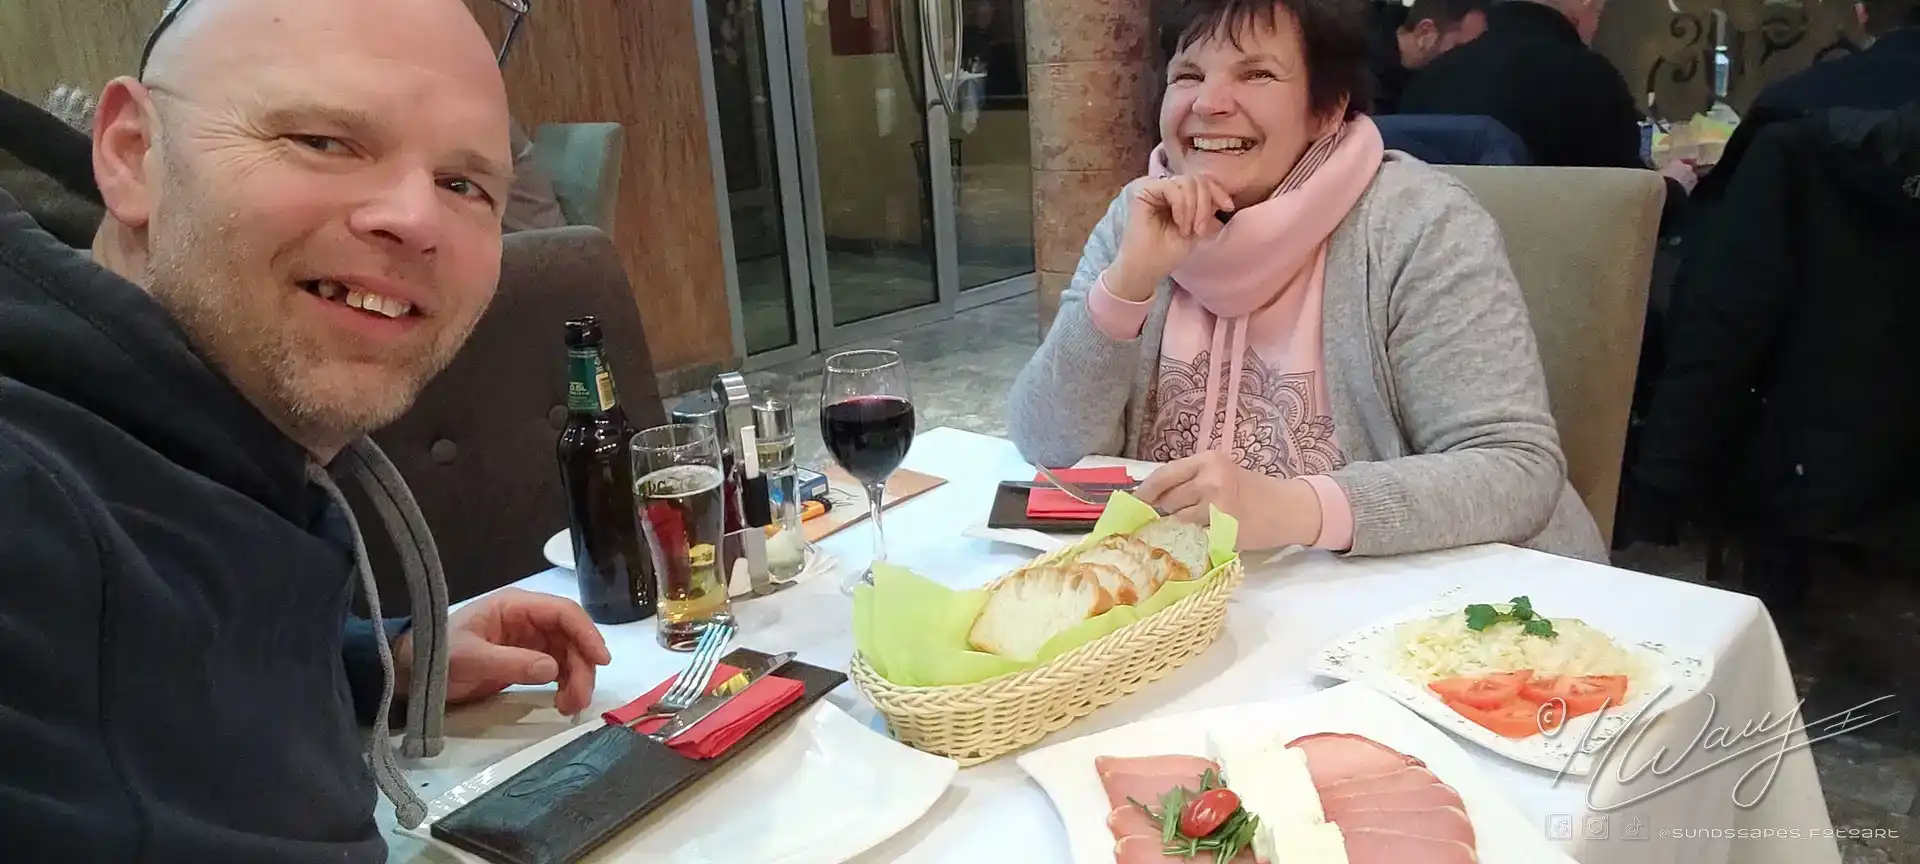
[1242,475,1323,550]
[1278,477,1324,548]
[1105,253,1163,303]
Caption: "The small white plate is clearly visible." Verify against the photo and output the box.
[399,701,958,864]
[1309,586,1713,775]
[544,529,573,570]
[1016,682,1578,864]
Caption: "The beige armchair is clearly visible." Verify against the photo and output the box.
[1441,166,1665,545]
[531,122,626,233]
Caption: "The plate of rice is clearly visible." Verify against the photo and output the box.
[1310,586,1711,774]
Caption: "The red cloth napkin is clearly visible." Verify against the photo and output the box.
[602,662,805,759]
[1025,466,1135,519]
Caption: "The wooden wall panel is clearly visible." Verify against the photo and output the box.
[3,0,732,381]
[0,0,170,98]
[471,0,733,380]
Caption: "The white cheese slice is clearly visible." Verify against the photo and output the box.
[1266,821,1349,863]
[1206,732,1349,864]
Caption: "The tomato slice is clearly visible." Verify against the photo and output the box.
[1520,675,1629,717]
[1179,788,1240,838]
[1447,697,1565,739]
[1428,671,1534,710]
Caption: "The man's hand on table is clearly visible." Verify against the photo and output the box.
[394,588,613,715]
[1134,449,1323,550]
[1660,159,1703,195]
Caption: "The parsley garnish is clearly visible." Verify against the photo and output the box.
[1464,595,1558,639]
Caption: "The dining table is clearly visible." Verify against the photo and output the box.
[380,426,1843,864]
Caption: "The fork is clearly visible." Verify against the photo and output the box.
[1033,464,1117,507]
[622,621,736,728]
[1034,464,1171,516]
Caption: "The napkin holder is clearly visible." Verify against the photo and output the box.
[429,649,848,864]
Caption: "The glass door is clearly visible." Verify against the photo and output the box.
[702,0,1037,361]
[786,0,953,344]
[950,0,1036,297]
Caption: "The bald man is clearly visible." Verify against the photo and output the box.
[0,0,612,860]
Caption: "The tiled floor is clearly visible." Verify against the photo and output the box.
[741,295,1918,863]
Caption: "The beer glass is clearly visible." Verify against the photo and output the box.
[632,423,734,651]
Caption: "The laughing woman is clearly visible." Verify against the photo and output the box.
[1008,0,1605,561]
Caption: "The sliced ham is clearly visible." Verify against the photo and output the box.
[1318,765,1441,797]
[1100,771,1203,812]
[1097,755,1219,779]
[1328,805,1476,847]
[1096,755,1218,812]
[1341,827,1479,863]
[1113,835,1257,864]
[1322,781,1467,816]
[1107,803,1161,841]
[1284,733,1425,789]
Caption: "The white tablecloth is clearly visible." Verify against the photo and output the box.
[382,427,1838,864]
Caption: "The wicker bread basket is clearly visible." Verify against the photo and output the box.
[850,543,1246,766]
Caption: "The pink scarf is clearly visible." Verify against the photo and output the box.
[1140,116,1385,474]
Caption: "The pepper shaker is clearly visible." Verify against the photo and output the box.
[754,397,805,581]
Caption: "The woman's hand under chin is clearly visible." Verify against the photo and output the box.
[1106,174,1237,302]
[1134,449,1323,551]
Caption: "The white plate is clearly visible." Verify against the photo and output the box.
[1309,586,1713,775]
[399,701,958,864]
[1016,682,1578,864]
[544,528,573,570]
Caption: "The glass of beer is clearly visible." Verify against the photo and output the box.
[632,423,734,651]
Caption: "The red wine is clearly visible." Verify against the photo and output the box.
[821,395,916,485]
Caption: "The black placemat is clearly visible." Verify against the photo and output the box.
[985,481,1108,532]
[430,649,847,864]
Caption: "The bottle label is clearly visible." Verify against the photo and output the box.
[567,348,619,413]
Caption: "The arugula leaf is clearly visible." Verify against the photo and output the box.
[1464,603,1502,631]
[1463,595,1558,639]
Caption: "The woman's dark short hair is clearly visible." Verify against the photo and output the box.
[1160,0,1374,121]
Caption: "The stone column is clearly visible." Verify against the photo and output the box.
[1025,0,1158,334]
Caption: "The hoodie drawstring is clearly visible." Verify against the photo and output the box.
[1197,314,1251,457]
[1198,315,1229,449]
[306,438,451,830]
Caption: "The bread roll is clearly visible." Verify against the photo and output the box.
[967,564,1113,661]
[1131,519,1210,580]
[1077,535,1182,602]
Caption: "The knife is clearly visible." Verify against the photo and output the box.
[646,651,797,743]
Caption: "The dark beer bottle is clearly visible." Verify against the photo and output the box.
[557,317,656,624]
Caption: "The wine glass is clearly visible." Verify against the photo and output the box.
[819,349,916,592]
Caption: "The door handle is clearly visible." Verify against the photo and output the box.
[916,0,961,111]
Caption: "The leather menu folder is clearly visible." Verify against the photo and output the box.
[429,649,848,864]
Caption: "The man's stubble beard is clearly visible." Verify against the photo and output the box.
[142,151,479,455]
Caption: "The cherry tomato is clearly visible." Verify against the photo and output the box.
[1447,696,1564,739]
[1520,675,1629,717]
[1428,670,1534,710]
[1178,788,1240,838]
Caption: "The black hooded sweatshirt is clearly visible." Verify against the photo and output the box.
[0,191,403,859]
